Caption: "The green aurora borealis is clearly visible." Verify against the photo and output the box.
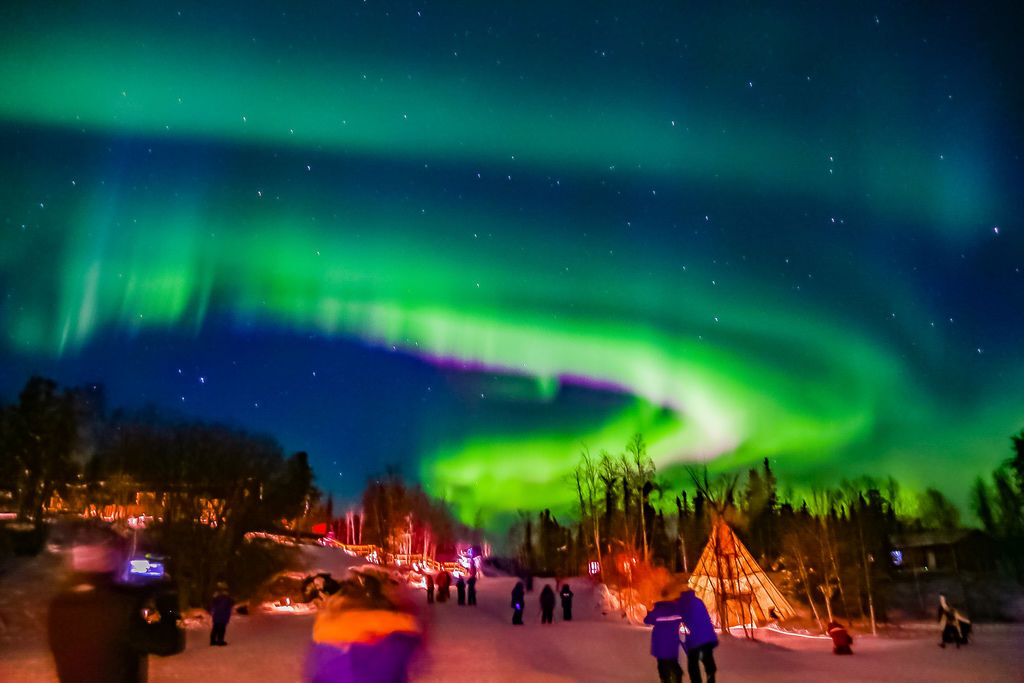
[1,2,1021,525]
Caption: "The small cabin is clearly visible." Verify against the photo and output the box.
[889,529,996,574]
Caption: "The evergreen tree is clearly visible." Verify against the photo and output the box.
[1011,429,1024,492]
[971,428,1024,579]
[0,377,79,527]
[743,466,767,559]
[93,413,319,605]
[916,488,961,530]
[972,477,995,533]
[598,451,617,558]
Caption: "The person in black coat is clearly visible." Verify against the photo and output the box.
[437,570,450,603]
[511,582,525,625]
[425,574,435,604]
[466,576,477,606]
[208,582,234,646]
[539,585,556,624]
[456,577,466,605]
[559,583,574,621]
[938,594,970,648]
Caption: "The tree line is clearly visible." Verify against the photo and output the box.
[511,430,1024,625]
[358,466,470,560]
[0,376,318,606]
[972,429,1024,581]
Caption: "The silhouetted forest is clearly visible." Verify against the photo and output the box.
[511,431,1024,623]
[3,376,1021,619]
[0,376,318,605]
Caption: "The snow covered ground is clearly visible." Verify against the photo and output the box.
[3,547,1023,682]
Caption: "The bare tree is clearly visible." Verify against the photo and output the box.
[598,450,618,559]
[574,445,603,578]
[810,488,851,620]
[839,480,878,634]
[784,523,824,631]
[626,433,655,563]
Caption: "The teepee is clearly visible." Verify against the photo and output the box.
[688,519,795,630]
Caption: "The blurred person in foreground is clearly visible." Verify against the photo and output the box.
[304,570,423,683]
[48,540,151,683]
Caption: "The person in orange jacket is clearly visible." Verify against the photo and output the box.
[304,570,422,683]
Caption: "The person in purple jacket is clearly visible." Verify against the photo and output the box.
[304,571,422,683]
[643,590,686,683]
[677,588,717,683]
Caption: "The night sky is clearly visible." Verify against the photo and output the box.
[1,2,1021,527]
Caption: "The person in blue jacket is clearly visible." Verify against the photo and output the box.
[642,591,685,683]
[677,588,718,683]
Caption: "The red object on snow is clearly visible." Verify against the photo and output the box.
[827,621,853,655]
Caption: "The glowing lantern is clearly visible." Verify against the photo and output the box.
[588,561,600,575]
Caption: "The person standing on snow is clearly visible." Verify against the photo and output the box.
[425,573,434,604]
[436,570,451,603]
[559,583,574,621]
[539,585,556,624]
[209,582,234,646]
[456,577,466,605]
[511,582,525,625]
[643,588,685,683]
[466,575,477,606]
[677,588,718,683]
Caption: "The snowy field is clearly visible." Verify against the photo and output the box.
[3,547,1023,682]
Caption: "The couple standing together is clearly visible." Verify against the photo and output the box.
[644,587,717,683]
